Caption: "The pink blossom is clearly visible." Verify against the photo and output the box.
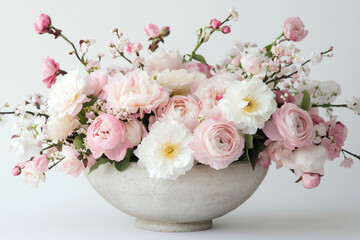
[59,145,83,177]
[283,17,308,42]
[34,14,51,34]
[230,53,241,67]
[159,95,200,131]
[189,119,244,170]
[183,62,213,78]
[340,158,353,168]
[320,137,341,161]
[41,57,60,88]
[302,173,321,189]
[144,23,160,38]
[221,26,231,34]
[273,89,295,105]
[126,42,143,54]
[85,59,101,72]
[258,151,271,168]
[22,161,46,188]
[32,155,49,172]
[210,19,222,29]
[263,103,314,150]
[327,120,348,147]
[87,114,132,162]
[86,70,108,98]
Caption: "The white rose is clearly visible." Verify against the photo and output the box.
[47,71,92,119]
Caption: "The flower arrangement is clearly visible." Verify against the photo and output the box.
[1,9,359,190]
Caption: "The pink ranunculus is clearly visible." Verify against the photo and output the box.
[327,120,348,147]
[320,137,341,161]
[189,119,244,170]
[32,155,49,172]
[302,173,321,189]
[183,61,213,78]
[273,89,295,106]
[34,14,51,34]
[86,70,108,98]
[210,19,222,29]
[263,103,314,150]
[87,114,132,162]
[159,95,201,131]
[283,17,308,42]
[41,56,60,88]
[144,23,160,38]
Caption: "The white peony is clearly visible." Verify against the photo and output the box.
[144,48,183,74]
[46,116,80,141]
[293,145,327,176]
[134,120,194,180]
[47,71,91,119]
[218,78,277,134]
[156,69,206,95]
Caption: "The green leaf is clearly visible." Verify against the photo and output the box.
[88,156,109,174]
[192,54,207,64]
[114,158,130,172]
[246,148,258,171]
[299,90,311,112]
[74,134,85,149]
[77,109,88,124]
[245,134,254,149]
[83,95,98,108]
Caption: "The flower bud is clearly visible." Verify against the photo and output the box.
[210,19,222,29]
[34,14,52,34]
[12,162,25,176]
[302,173,321,189]
[161,26,170,37]
[221,26,231,34]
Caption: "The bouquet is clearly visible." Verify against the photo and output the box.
[1,8,359,189]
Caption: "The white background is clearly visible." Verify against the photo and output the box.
[1,0,360,239]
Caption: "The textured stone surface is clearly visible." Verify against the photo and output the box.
[86,161,268,232]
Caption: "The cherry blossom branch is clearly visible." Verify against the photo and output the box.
[55,29,86,66]
[342,149,360,160]
[312,103,349,108]
[48,158,64,170]
[0,111,49,118]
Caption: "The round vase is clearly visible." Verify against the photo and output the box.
[86,160,268,232]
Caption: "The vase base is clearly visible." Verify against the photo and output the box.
[135,218,213,232]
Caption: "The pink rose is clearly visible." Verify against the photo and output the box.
[34,14,51,34]
[159,95,200,131]
[86,70,108,98]
[283,17,308,42]
[87,114,132,162]
[183,62,213,78]
[263,103,314,150]
[41,57,60,88]
[189,119,244,170]
[273,89,295,106]
[302,173,321,189]
[32,155,49,172]
[144,23,160,38]
[320,137,341,161]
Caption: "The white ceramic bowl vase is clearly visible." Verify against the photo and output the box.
[86,160,268,232]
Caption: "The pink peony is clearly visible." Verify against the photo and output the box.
[41,56,60,88]
[283,17,308,42]
[86,70,108,98]
[302,173,321,189]
[263,103,314,150]
[159,95,201,131]
[34,14,51,34]
[183,61,213,78]
[87,114,132,162]
[31,155,49,172]
[144,23,160,38]
[189,119,244,170]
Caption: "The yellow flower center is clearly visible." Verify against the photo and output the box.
[161,140,179,160]
[242,95,258,113]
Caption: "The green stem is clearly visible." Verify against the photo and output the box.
[58,32,86,66]
[119,52,132,64]
[312,104,348,108]
[48,158,64,170]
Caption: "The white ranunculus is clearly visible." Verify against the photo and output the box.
[47,71,91,119]
[145,48,183,74]
[156,69,206,95]
[218,77,277,134]
[293,145,327,176]
[10,128,43,161]
[240,52,263,75]
[134,120,194,180]
[46,116,80,141]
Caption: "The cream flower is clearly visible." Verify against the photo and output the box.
[134,120,194,180]
[144,48,183,74]
[104,70,169,115]
[10,128,43,161]
[218,78,277,134]
[156,69,206,95]
[46,116,80,141]
[47,71,91,119]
